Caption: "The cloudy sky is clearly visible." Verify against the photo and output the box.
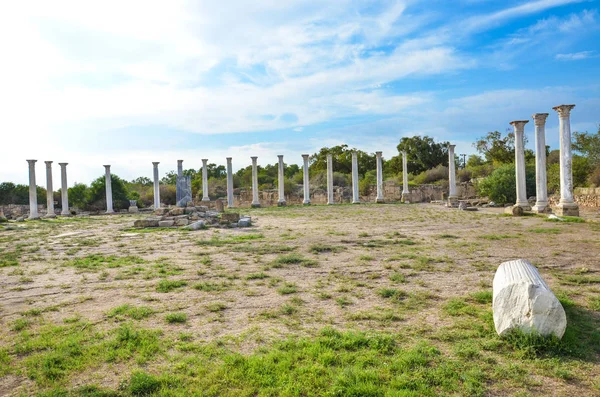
[1,0,599,186]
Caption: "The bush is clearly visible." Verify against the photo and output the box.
[477,163,535,204]
[413,165,448,184]
[457,169,472,183]
[87,174,130,211]
[359,170,376,196]
[589,164,600,187]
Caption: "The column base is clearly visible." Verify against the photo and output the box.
[352,200,360,204]
[277,201,286,207]
[202,197,210,202]
[327,202,335,205]
[28,215,41,220]
[251,203,261,208]
[555,202,579,217]
[303,201,311,206]
[515,203,532,211]
[447,196,459,208]
[44,213,57,218]
[531,203,551,214]
[376,198,385,204]
[105,210,115,214]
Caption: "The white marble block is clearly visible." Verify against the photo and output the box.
[492,259,566,338]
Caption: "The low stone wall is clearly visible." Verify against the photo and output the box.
[0,204,60,219]
[548,188,600,208]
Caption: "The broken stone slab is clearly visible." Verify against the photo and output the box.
[183,220,206,230]
[221,213,240,223]
[134,219,159,228]
[493,259,566,338]
[154,208,169,216]
[184,207,195,214]
[169,208,185,216]
[158,220,175,227]
[195,206,208,212]
[175,218,189,226]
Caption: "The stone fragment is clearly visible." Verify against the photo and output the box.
[184,220,206,230]
[176,175,192,207]
[196,206,208,212]
[175,218,190,226]
[239,217,252,227]
[158,220,175,227]
[154,208,169,216]
[221,213,240,223]
[184,207,195,214]
[215,199,224,212]
[169,208,184,216]
[493,259,566,338]
[504,205,523,216]
[134,219,159,228]
[16,217,25,222]
[458,202,468,210]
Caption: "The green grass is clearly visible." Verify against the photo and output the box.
[0,252,20,267]
[276,283,298,295]
[165,313,187,324]
[196,233,264,247]
[545,216,585,223]
[389,272,406,283]
[206,302,227,313]
[193,281,232,292]
[309,243,345,254]
[246,272,270,280]
[63,254,146,271]
[377,288,408,301]
[107,304,155,320]
[156,279,187,293]
[479,234,516,240]
[271,253,318,268]
[528,228,561,234]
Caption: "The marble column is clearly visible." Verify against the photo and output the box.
[302,154,310,205]
[26,160,39,219]
[177,160,183,178]
[44,161,56,218]
[553,104,579,216]
[152,162,160,209]
[375,151,384,203]
[104,165,114,214]
[531,113,549,213]
[201,159,210,201]
[226,157,234,208]
[277,155,286,206]
[251,156,260,208]
[401,151,409,202]
[351,151,360,204]
[59,163,69,216]
[327,154,334,205]
[447,144,458,205]
[510,120,531,211]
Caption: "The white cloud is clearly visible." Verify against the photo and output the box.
[555,50,597,60]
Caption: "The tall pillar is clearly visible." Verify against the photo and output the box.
[104,165,114,214]
[226,157,234,208]
[277,155,286,206]
[26,160,39,219]
[351,151,360,204]
[59,163,70,216]
[327,154,334,205]
[401,151,409,202]
[177,160,183,178]
[201,159,210,201]
[531,113,550,214]
[510,120,531,211]
[553,104,579,216]
[251,156,260,208]
[152,162,160,209]
[44,161,56,218]
[302,154,310,205]
[447,144,458,206]
[375,151,384,203]
[176,160,183,204]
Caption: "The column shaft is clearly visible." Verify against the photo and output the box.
[351,151,359,204]
[302,155,310,205]
[45,161,55,217]
[553,104,579,216]
[448,145,457,202]
[376,151,384,203]
[277,155,286,206]
[152,162,160,209]
[226,158,234,208]
[510,120,531,210]
[104,165,114,213]
[401,151,409,201]
[202,159,210,201]
[327,154,334,205]
[251,157,260,207]
[26,160,39,219]
[59,163,69,215]
[532,114,549,213]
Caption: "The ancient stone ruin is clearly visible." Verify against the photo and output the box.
[133,204,251,230]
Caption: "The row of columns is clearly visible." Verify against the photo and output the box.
[508,104,578,216]
[26,160,70,219]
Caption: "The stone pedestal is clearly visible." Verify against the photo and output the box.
[277,155,286,206]
[251,156,260,208]
[447,144,457,206]
[201,159,210,202]
[375,151,384,203]
[104,165,114,214]
[351,151,360,204]
[226,157,234,208]
[510,120,531,211]
[531,114,550,214]
[26,160,39,219]
[553,104,579,217]
[128,200,139,213]
[152,162,160,209]
[302,154,310,205]
[326,154,334,205]
[59,163,70,216]
[401,151,410,203]
[44,161,56,218]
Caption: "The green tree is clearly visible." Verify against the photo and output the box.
[161,171,177,185]
[131,177,152,186]
[396,136,449,175]
[67,183,89,209]
[87,174,130,211]
[573,127,600,167]
[474,131,515,165]
[309,145,376,176]
[477,163,535,204]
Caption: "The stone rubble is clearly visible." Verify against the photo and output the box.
[132,206,251,229]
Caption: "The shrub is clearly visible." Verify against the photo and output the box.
[413,165,448,184]
[477,163,535,204]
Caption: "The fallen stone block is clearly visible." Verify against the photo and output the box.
[184,207,195,214]
[134,219,159,228]
[221,213,240,223]
[158,220,175,227]
[504,206,524,216]
[153,208,169,216]
[493,259,566,338]
[239,217,252,227]
[175,218,190,226]
[184,220,206,230]
[169,208,185,216]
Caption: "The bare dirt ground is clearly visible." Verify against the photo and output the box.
[1,203,599,396]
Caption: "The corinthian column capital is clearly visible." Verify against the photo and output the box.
[532,113,549,126]
[509,120,529,131]
[552,104,575,118]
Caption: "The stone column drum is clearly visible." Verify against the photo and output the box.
[152,162,160,209]
[401,151,409,202]
[201,159,210,201]
[251,156,260,208]
[302,154,310,205]
[104,165,114,214]
[26,160,39,219]
[326,154,334,205]
[447,144,458,206]
[59,163,70,216]
[553,104,579,216]
[375,151,384,203]
[532,114,550,213]
[226,157,234,208]
[351,151,360,204]
[277,155,286,206]
[44,161,56,218]
[176,160,184,204]
[510,120,531,211]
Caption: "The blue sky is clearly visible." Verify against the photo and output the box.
[1,0,599,185]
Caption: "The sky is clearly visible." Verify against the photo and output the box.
[1,0,599,186]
